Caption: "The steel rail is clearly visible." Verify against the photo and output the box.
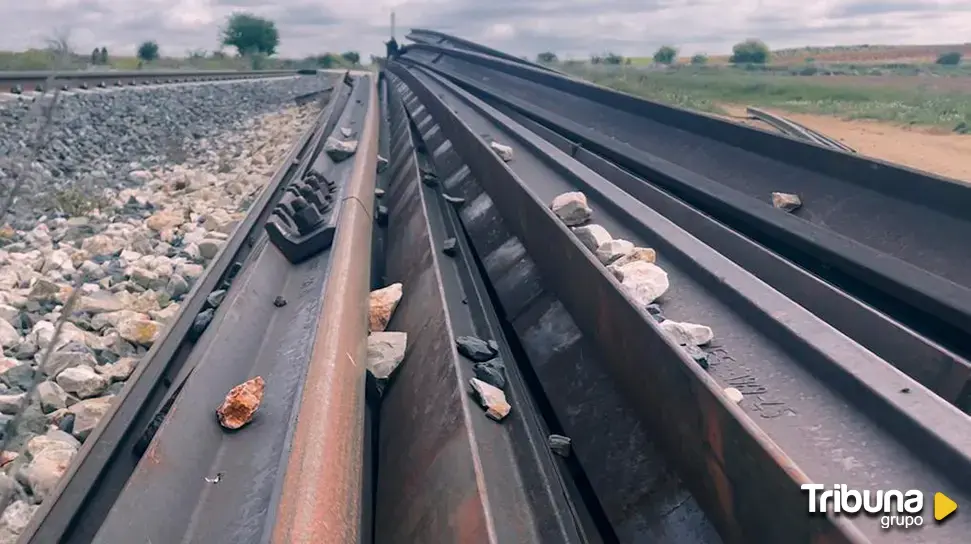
[19,79,347,544]
[396,45,971,385]
[0,69,298,93]
[405,29,565,76]
[746,107,856,153]
[87,74,376,544]
[270,73,378,544]
[389,61,971,543]
[369,72,596,544]
[440,67,971,413]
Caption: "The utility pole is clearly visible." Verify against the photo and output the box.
[386,11,399,59]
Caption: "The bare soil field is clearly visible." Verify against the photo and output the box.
[719,104,971,183]
[772,44,971,64]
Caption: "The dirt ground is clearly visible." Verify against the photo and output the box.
[718,105,971,183]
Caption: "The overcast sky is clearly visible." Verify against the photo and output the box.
[3,0,971,60]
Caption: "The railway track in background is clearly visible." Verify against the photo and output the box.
[9,30,971,544]
[0,69,301,94]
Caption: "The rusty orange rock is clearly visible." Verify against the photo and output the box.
[368,283,403,332]
[216,376,265,430]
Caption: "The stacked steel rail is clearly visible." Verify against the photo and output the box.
[386,31,971,543]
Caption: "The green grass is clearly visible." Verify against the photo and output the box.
[560,64,971,131]
[0,49,359,72]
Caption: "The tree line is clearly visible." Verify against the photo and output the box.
[535,39,771,67]
[536,39,965,67]
[84,12,363,69]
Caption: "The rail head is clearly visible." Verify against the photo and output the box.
[270,73,379,544]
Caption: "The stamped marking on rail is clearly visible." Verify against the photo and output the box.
[709,347,796,418]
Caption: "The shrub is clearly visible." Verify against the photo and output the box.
[937,52,961,65]
[536,51,557,63]
[341,51,360,65]
[690,54,708,65]
[137,41,160,62]
[730,39,770,64]
[603,52,624,65]
[653,45,677,64]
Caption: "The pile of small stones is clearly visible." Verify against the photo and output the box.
[549,191,722,370]
[0,78,324,541]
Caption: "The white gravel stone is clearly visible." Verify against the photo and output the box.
[617,261,670,307]
[771,192,802,212]
[572,224,612,252]
[596,239,635,265]
[551,192,592,226]
[658,320,713,346]
[0,321,19,349]
[724,387,744,404]
[367,332,408,380]
[489,141,514,162]
[56,365,108,399]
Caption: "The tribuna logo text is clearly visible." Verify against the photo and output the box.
[802,484,924,529]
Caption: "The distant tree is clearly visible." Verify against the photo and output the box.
[603,52,624,65]
[536,51,557,63]
[220,12,280,56]
[90,48,101,65]
[187,49,207,59]
[137,41,160,62]
[937,51,962,65]
[691,54,708,65]
[99,47,109,64]
[653,45,678,65]
[590,54,602,64]
[341,50,361,65]
[211,50,227,59]
[730,39,770,64]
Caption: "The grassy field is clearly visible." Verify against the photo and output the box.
[0,49,358,72]
[560,63,971,132]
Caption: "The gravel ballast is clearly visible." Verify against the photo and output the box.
[0,75,328,539]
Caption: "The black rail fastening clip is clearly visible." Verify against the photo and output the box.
[265,169,342,264]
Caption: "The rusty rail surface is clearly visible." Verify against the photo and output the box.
[271,74,379,544]
[370,72,594,544]
[387,60,971,543]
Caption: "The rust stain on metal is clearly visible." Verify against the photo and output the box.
[272,75,379,544]
[144,440,163,466]
[453,493,490,543]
